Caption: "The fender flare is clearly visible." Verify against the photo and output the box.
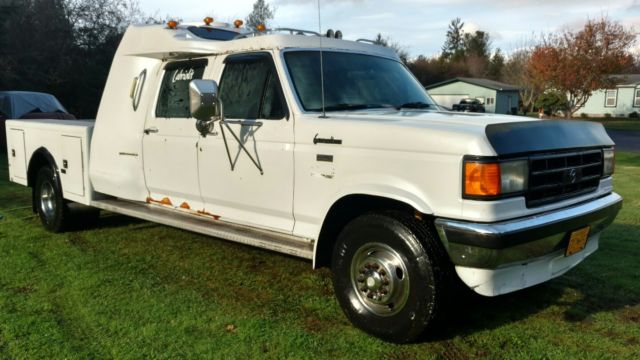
[27,147,62,212]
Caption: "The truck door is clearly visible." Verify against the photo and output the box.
[142,59,207,211]
[197,52,295,232]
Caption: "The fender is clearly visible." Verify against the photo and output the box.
[27,147,62,212]
[311,181,435,269]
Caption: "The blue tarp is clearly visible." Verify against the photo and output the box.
[0,91,68,119]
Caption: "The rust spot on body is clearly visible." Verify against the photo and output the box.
[147,197,173,206]
[198,210,221,220]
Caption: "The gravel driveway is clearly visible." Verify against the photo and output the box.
[606,130,640,152]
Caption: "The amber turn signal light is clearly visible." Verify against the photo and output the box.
[167,20,178,29]
[204,17,214,26]
[234,19,244,28]
[256,24,266,32]
[464,162,501,196]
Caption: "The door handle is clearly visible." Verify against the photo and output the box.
[144,127,159,135]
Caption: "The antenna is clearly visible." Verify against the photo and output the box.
[317,0,327,118]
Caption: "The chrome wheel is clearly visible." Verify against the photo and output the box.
[40,180,56,222]
[350,242,410,316]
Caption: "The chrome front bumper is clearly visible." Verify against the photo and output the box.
[434,193,623,269]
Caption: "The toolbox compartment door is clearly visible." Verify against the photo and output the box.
[7,129,27,183]
[60,135,85,197]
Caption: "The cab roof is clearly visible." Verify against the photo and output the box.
[119,23,399,61]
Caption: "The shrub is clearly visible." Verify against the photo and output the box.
[534,91,569,116]
[604,113,612,119]
[580,113,588,118]
[629,111,639,119]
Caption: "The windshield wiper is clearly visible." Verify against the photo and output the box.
[310,103,392,112]
[396,102,432,110]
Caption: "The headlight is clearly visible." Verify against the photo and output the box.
[603,148,615,177]
[500,160,528,193]
[464,159,528,198]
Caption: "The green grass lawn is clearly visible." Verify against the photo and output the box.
[0,152,639,359]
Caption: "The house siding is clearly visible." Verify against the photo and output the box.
[495,90,519,115]
[578,86,639,117]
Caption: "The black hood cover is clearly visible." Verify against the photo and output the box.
[485,120,615,156]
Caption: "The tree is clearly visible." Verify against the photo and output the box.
[246,0,274,31]
[0,0,148,117]
[534,90,569,116]
[464,30,491,59]
[487,49,505,80]
[374,33,409,64]
[441,18,465,61]
[502,48,542,114]
[527,17,637,118]
[437,19,494,78]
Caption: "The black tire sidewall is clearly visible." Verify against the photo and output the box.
[35,167,66,232]
[332,213,438,343]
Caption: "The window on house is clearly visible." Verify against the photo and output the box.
[156,59,207,118]
[605,89,617,108]
[634,89,640,107]
[218,53,287,120]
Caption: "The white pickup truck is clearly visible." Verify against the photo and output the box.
[4,21,622,343]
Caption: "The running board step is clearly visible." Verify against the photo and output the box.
[90,199,314,260]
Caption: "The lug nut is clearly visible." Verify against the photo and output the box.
[379,269,386,276]
[382,279,390,286]
[372,263,380,270]
[360,286,367,292]
[367,292,374,299]
[357,275,365,282]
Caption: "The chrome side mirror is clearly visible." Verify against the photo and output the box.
[189,80,221,136]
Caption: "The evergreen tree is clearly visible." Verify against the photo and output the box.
[487,48,505,80]
[246,0,275,31]
[463,30,491,59]
[441,18,465,61]
[374,33,409,64]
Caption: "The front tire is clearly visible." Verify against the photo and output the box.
[35,167,69,232]
[331,212,452,343]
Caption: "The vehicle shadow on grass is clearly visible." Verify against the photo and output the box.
[429,222,640,342]
[92,212,148,230]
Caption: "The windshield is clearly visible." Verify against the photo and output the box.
[284,51,435,112]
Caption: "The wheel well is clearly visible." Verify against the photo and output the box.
[315,194,428,268]
[27,148,58,212]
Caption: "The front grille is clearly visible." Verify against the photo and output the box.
[526,149,603,207]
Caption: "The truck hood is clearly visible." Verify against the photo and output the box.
[317,110,614,156]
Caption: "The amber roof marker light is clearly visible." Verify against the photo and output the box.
[167,20,178,29]
[256,24,266,32]
[204,17,214,26]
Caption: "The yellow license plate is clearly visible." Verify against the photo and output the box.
[566,226,590,257]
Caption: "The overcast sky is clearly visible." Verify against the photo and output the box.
[138,0,640,58]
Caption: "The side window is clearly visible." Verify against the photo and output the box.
[604,89,617,108]
[156,59,207,118]
[219,54,287,120]
[261,71,286,119]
